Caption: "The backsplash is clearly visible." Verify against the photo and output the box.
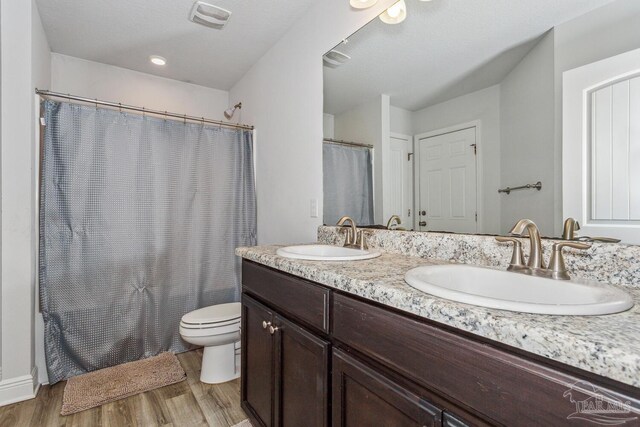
[318,226,640,288]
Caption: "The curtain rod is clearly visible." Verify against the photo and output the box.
[36,89,254,131]
[323,138,373,149]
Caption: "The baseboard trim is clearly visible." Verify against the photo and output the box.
[0,367,39,406]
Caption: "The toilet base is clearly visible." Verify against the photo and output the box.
[200,342,240,384]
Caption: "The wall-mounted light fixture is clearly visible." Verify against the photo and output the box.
[224,102,242,120]
[379,0,407,24]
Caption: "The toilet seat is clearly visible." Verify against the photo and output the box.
[180,302,241,328]
[180,318,240,329]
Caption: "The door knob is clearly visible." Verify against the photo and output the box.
[262,320,271,329]
[419,210,426,216]
[269,325,279,335]
[419,221,427,227]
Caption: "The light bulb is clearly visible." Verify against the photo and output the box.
[379,0,406,24]
[387,3,402,17]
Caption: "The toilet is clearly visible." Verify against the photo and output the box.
[179,302,241,384]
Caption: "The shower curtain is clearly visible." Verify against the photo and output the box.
[39,100,256,383]
[323,143,374,225]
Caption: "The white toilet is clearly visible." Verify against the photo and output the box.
[179,302,241,384]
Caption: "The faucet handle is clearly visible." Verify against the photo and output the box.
[548,241,591,280]
[495,236,527,271]
[339,226,353,246]
[356,230,370,250]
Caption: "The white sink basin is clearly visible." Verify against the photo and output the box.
[405,264,634,315]
[276,244,381,261]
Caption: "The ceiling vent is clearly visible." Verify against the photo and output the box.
[323,50,351,68]
[189,1,232,30]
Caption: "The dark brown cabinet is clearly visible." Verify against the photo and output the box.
[241,293,329,427]
[275,315,330,427]
[332,349,441,427]
[242,296,275,427]
[242,260,640,427]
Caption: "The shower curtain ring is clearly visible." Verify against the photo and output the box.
[95,98,98,109]
[142,107,146,117]
[118,103,122,113]
[184,114,187,124]
[164,111,167,121]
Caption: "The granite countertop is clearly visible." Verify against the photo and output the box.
[236,245,640,388]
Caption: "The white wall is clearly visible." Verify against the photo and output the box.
[323,113,335,139]
[334,95,388,224]
[412,85,502,234]
[390,106,412,135]
[500,31,556,236]
[229,0,397,244]
[0,0,50,405]
[51,54,230,121]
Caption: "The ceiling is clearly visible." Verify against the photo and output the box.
[323,0,614,114]
[36,0,316,90]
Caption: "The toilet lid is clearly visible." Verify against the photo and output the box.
[181,302,241,325]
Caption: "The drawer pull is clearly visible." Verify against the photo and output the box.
[262,320,271,329]
[269,325,279,335]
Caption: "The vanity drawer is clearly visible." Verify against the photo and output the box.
[332,293,640,426]
[242,261,329,333]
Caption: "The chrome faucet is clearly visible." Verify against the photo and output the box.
[496,219,591,280]
[562,218,580,240]
[337,216,358,248]
[509,219,545,272]
[386,215,401,230]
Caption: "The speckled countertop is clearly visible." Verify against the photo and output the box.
[236,245,640,388]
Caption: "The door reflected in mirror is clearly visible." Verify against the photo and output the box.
[322,0,640,243]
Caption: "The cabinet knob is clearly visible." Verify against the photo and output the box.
[269,325,279,335]
[262,320,271,329]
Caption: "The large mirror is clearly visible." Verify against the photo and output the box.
[323,0,640,242]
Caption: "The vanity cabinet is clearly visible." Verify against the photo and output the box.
[241,260,640,427]
[332,348,441,427]
[242,262,330,427]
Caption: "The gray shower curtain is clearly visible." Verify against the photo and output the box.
[323,143,374,225]
[39,100,256,383]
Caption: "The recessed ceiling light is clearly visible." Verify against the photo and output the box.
[350,0,378,9]
[150,55,167,66]
[189,1,232,30]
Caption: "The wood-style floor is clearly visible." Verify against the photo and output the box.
[0,349,248,427]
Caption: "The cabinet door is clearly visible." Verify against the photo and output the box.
[333,349,442,427]
[242,295,275,427]
[274,315,330,427]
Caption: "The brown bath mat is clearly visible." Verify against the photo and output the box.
[61,352,186,415]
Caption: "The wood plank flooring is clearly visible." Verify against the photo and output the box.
[0,349,248,427]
